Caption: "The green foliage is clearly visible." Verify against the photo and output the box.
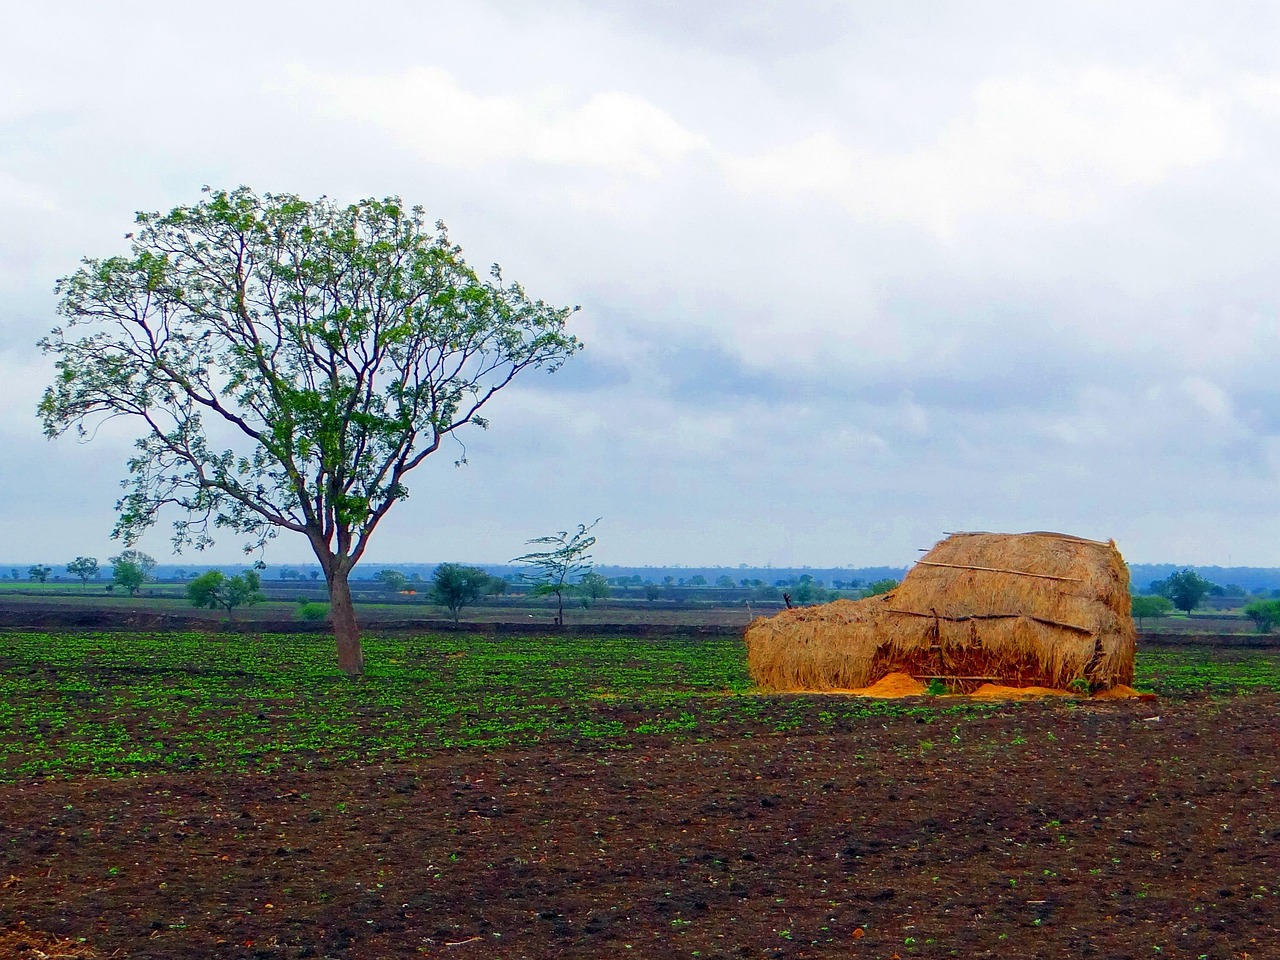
[792,574,830,605]
[513,519,599,625]
[1131,594,1174,624]
[428,563,497,623]
[1242,599,1280,634]
[863,578,900,598]
[1152,570,1216,615]
[108,550,156,578]
[65,557,99,586]
[925,678,948,696]
[186,569,265,617]
[1068,678,1092,695]
[112,560,146,595]
[576,571,611,608]
[41,186,581,557]
[375,569,409,594]
[1136,647,1280,695]
[27,564,52,583]
[39,186,582,675]
[297,601,330,622]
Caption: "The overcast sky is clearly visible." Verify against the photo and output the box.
[3,1,1280,569]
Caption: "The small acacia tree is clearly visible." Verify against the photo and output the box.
[513,519,599,626]
[428,563,497,623]
[28,564,53,583]
[39,187,579,676]
[187,569,265,619]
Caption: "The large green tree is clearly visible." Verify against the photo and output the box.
[109,549,157,579]
[374,569,409,594]
[1152,569,1215,616]
[576,571,611,608]
[39,186,579,676]
[66,556,100,587]
[112,559,146,595]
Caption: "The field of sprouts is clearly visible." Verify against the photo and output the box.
[1,631,1278,959]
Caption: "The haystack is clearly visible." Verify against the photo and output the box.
[746,531,1136,693]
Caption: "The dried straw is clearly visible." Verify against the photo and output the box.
[744,597,890,691]
[745,531,1137,693]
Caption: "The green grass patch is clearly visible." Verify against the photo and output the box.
[1135,647,1280,695]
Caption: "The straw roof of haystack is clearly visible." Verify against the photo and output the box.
[746,531,1136,693]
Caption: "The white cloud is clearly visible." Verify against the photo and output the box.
[723,67,1225,236]
[1181,376,1233,419]
[278,65,708,179]
[0,170,59,213]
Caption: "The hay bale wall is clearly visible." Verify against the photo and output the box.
[746,531,1137,693]
[744,597,889,691]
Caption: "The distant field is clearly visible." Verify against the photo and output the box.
[2,581,1272,633]
[0,580,765,627]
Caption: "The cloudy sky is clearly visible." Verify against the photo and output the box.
[3,1,1280,569]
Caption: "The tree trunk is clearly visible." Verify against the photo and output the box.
[329,569,364,677]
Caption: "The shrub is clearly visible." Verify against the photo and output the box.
[428,563,499,623]
[1131,595,1173,625]
[862,578,900,598]
[297,601,330,622]
[1243,599,1280,634]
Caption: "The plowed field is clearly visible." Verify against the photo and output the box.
[2,632,1277,959]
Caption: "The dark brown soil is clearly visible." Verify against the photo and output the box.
[3,693,1278,959]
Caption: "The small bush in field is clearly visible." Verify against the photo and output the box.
[298,602,330,622]
[1242,599,1280,634]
